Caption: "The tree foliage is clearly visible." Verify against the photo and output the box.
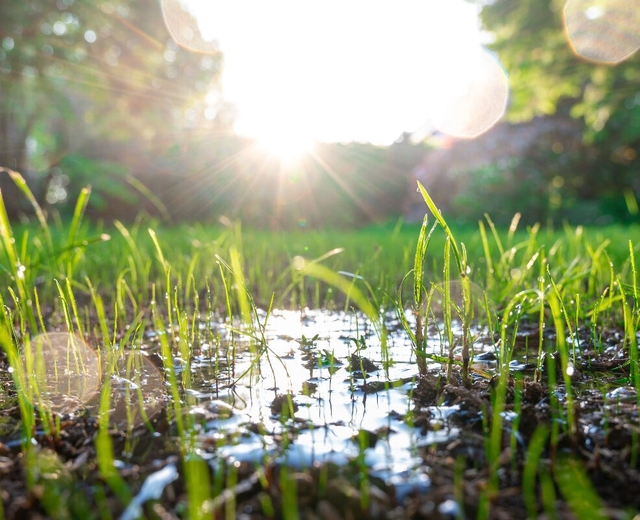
[477,0,640,143]
[0,0,223,213]
[471,0,640,222]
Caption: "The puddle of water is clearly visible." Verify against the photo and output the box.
[187,309,471,497]
[9,307,635,500]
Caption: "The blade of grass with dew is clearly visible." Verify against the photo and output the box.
[547,279,576,439]
[94,311,145,504]
[489,288,544,493]
[443,237,455,382]
[154,307,185,442]
[0,188,33,324]
[0,304,37,478]
[414,215,435,307]
[618,279,640,399]
[64,186,91,278]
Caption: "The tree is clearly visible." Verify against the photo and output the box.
[0,0,223,215]
[474,0,640,220]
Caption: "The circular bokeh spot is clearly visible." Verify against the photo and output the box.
[564,0,640,64]
[108,350,165,429]
[430,47,509,139]
[162,0,219,53]
[22,333,100,415]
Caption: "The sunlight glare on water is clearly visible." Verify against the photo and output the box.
[564,0,640,64]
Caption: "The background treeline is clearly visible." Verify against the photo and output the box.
[1,0,639,228]
[463,0,640,225]
[74,134,428,228]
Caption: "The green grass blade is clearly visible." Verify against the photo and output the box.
[293,256,380,328]
[413,216,436,307]
[555,457,607,520]
[66,186,91,250]
[126,175,173,224]
[417,181,462,273]
[4,167,52,250]
[522,426,548,519]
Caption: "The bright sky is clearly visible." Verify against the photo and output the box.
[179,1,496,153]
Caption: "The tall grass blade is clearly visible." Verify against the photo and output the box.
[522,426,549,519]
[478,220,494,292]
[126,175,173,224]
[3,167,52,250]
[293,256,380,329]
[229,245,252,326]
[417,181,462,273]
[414,215,435,307]
[148,228,168,273]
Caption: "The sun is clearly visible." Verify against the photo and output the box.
[181,0,488,145]
[255,129,315,166]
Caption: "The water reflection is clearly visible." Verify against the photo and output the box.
[189,309,467,499]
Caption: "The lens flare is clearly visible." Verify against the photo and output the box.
[20,333,163,426]
[564,0,640,64]
[108,350,164,429]
[23,333,100,415]
[429,48,509,139]
[164,0,488,145]
[161,0,219,53]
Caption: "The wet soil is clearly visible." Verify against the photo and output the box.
[0,310,639,519]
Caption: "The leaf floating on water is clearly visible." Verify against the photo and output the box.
[119,464,178,520]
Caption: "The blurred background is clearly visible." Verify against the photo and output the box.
[1,0,639,228]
